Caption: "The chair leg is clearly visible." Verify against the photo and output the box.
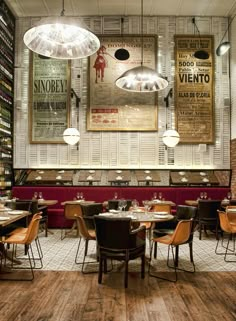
[141,254,145,279]
[124,260,128,288]
[224,234,236,263]
[199,223,202,240]
[98,257,103,284]
[189,243,193,263]
[154,242,157,259]
[175,245,179,267]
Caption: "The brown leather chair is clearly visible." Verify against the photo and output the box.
[149,219,194,282]
[2,214,42,280]
[94,215,146,288]
[61,203,83,240]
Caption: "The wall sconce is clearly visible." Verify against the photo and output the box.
[216,15,236,56]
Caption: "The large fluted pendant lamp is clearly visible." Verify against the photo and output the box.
[23,0,100,60]
[216,15,236,56]
[115,0,168,92]
[163,129,180,147]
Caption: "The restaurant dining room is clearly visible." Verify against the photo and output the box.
[0,0,236,320]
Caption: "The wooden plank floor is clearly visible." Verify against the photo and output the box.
[0,271,235,321]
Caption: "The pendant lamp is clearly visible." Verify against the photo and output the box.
[23,0,100,60]
[162,88,180,148]
[114,18,130,61]
[115,0,168,92]
[216,15,236,56]
[192,18,209,60]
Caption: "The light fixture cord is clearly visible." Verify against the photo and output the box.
[218,14,236,46]
[141,0,143,66]
[192,18,203,49]
[61,0,65,16]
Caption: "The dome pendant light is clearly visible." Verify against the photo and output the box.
[114,18,130,61]
[63,127,80,145]
[23,0,100,60]
[115,0,168,92]
[192,18,209,60]
[216,15,236,56]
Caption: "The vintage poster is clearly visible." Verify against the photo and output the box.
[87,35,158,131]
[175,35,214,143]
[29,53,71,143]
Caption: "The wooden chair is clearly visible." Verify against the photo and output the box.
[61,203,82,240]
[149,219,194,282]
[94,215,146,288]
[215,211,236,262]
[74,215,97,273]
[1,214,42,280]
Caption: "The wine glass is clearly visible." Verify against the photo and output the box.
[200,192,204,199]
[118,200,124,211]
[158,192,163,200]
[122,200,127,211]
[203,192,207,199]
[131,199,139,210]
[152,192,157,200]
[38,192,43,199]
[227,191,232,200]
[80,192,84,200]
[113,192,118,200]
[33,192,38,199]
[143,200,151,214]
[76,192,81,200]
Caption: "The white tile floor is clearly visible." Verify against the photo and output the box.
[27,229,236,273]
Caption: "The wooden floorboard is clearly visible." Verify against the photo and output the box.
[0,271,235,321]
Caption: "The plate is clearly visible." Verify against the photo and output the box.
[200,172,206,176]
[153,211,169,215]
[109,209,119,213]
[116,176,122,180]
[0,207,10,211]
[227,208,236,213]
[0,217,10,220]
[99,213,114,217]
[9,210,23,215]
[154,214,169,219]
[145,176,152,180]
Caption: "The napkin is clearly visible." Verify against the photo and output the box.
[87,175,93,180]
[145,176,152,180]
[116,176,122,180]
[56,175,62,180]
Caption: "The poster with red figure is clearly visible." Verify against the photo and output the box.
[87,35,158,131]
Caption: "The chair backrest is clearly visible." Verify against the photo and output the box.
[15,201,32,212]
[80,203,103,229]
[229,199,236,205]
[197,200,222,220]
[170,219,192,246]
[94,215,136,250]
[74,215,94,239]
[151,204,171,213]
[14,199,38,214]
[64,203,83,220]
[218,211,232,233]
[108,200,132,211]
[24,213,42,244]
[176,205,197,220]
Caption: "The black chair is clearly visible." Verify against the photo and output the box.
[94,215,146,288]
[152,205,197,266]
[107,199,132,211]
[197,200,222,240]
[80,203,103,229]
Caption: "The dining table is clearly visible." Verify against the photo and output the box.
[185,199,230,207]
[0,208,31,269]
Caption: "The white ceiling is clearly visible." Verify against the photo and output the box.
[4,0,236,18]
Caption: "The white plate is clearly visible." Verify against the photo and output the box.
[154,214,169,219]
[109,209,119,213]
[9,210,23,215]
[0,217,10,220]
[153,211,169,215]
[99,213,114,217]
[0,207,11,211]
[227,208,236,213]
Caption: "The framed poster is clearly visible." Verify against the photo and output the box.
[87,35,158,131]
[29,53,71,143]
[175,35,214,144]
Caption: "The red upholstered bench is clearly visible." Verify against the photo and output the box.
[12,186,230,228]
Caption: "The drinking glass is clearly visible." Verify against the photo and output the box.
[143,200,151,214]
[131,199,139,210]
[122,200,127,211]
[203,192,207,199]
[118,200,124,211]
[200,192,204,199]
[158,192,163,200]
[33,192,38,199]
[80,192,84,200]
[38,192,43,199]
[152,192,157,200]
[113,192,118,200]
[227,192,232,200]
[76,192,81,200]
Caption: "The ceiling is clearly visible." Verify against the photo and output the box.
[4,0,236,18]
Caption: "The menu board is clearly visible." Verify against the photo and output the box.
[29,53,71,143]
[87,35,158,131]
[175,35,214,143]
